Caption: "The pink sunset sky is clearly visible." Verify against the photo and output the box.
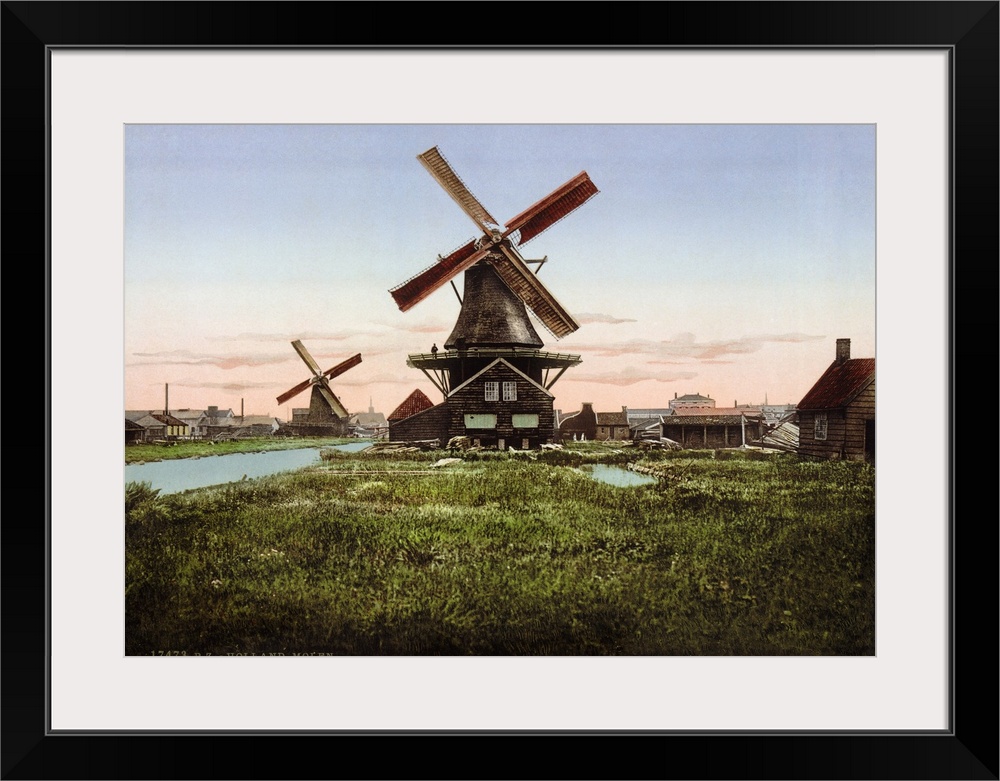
[125,124,875,419]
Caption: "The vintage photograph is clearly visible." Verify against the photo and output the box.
[124,124,876,656]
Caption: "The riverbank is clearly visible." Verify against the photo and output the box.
[125,437,365,464]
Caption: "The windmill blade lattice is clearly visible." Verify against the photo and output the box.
[417,146,500,234]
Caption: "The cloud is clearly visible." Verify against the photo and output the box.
[575,312,638,325]
[170,379,276,392]
[566,368,699,387]
[331,372,437,387]
[567,332,824,361]
[372,319,454,335]
[130,344,398,371]
[129,349,291,370]
[208,331,361,343]
[688,333,824,360]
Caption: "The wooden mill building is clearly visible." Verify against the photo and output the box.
[796,338,875,462]
[389,263,580,449]
[287,393,350,437]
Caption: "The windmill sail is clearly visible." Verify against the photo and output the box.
[389,240,488,312]
[315,381,349,419]
[292,339,322,375]
[324,353,363,380]
[495,245,580,338]
[504,172,599,247]
[276,376,315,406]
[417,146,500,233]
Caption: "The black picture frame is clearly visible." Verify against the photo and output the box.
[4,2,997,779]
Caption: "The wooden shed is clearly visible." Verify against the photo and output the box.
[660,410,763,449]
[125,418,147,444]
[596,408,631,441]
[797,338,875,462]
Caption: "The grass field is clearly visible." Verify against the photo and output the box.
[125,444,875,656]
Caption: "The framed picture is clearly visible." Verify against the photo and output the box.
[8,2,997,778]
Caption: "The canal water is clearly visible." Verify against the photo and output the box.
[579,464,658,488]
[124,442,371,495]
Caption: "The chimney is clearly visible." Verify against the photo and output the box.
[164,383,169,416]
[241,398,244,418]
[208,405,218,417]
[674,392,678,399]
[836,338,851,365]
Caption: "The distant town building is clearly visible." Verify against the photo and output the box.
[759,404,798,426]
[669,393,716,412]
[625,408,673,424]
[596,408,631,441]
[125,418,147,444]
[349,400,388,438]
[558,402,597,442]
[171,408,208,438]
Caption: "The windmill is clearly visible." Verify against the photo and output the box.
[386,146,598,448]
[277,340,361,434]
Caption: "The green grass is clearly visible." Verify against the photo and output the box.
[125,436,362,464]
[125,449,875,656]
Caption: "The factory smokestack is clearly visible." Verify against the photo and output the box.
[165,383,169,416]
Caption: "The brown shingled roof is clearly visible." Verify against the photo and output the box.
[662,414,755,426]
[798,358,875,410]
[596,411,629,426]
[673,406,760,417]
[388,389,435,421]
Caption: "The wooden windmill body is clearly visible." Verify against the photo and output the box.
[387,147,598,449]
[276,340,361,436]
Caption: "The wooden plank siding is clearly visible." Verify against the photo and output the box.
[799,380,875,461]
[446,361,554,449]
[388,403,451,443]
[661,419,763,449]
[387,359,555,448]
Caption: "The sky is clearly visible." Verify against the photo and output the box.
[124,123,875,419]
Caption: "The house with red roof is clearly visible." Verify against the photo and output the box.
[388,389,435,423]
[796,338,875,462]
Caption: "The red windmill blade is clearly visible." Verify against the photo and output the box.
[389,239,489,313]
[275,340,361,418]
[502,171,599,247]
